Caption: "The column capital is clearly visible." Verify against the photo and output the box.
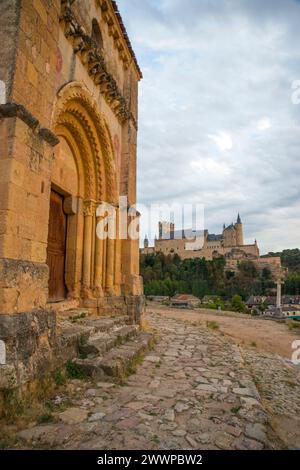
[83,200,97,217]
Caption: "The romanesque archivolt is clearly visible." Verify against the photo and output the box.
[53,82,117,203]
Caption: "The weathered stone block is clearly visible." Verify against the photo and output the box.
[0,258,49,314]
[0,309,57,390]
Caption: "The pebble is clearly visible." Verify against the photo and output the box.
[88,412,106,422]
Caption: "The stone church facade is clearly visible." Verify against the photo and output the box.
[0,0,144,405]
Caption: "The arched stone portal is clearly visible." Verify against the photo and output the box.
[48,82,121,306]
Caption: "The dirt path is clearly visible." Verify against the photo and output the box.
[3,308,300,450]
[148,303,300,358]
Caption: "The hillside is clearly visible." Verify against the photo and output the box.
[261,248,300,272]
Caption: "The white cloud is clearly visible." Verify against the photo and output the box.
[117,0,300,252]
[257,117,271,130]
[208,132,233,152]
[191,158,231,178]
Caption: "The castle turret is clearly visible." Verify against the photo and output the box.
[159,221,175,240]
[144,235,149,249]
[235,213,244,246]
[223,223,237,247]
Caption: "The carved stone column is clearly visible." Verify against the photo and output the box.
[114,206,122,296]
[102,237,107,290]
[105,204,117,294]
[94,208,104,294]
[106,239,115,293]
[83,200,95,289]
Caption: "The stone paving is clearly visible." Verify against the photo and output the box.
[8,311,300,450]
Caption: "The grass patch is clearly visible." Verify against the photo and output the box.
[45,400,55,412]
[54,370,66,387]
[151,435,160,444]
[231,406,241,414]
[69,312,87,323]
[0,440,8,450]
[79,352,88,360]
[37,413,53,424]
[206,321,220,331]
[287,321,300,331]
[66,361,87,380]
[126,353,146,377]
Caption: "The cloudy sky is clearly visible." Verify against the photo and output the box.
[117,0,300,254]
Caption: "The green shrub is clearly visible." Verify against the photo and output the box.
[54,370,66,386]
[37,413,53,424]
[66,361,87,380]
[231,295,246,313]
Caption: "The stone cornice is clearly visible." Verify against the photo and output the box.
[60,0,137,129]
[98,0,142,80]
[0,103,59,147]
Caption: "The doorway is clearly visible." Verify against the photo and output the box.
[47,189,67,302]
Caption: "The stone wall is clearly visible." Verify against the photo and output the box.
[0,259,49,316]
[0,0,21,100]
[0,310,56,389]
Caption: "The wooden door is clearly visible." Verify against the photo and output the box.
[47,190,67,302]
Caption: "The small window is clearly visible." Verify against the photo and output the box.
[91,19,103,49]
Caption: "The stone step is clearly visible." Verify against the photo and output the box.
[59,315,130,340]
[57,315,133,365]
[73,332,154,381]
[79,325,139,357]
[84,316,131,334]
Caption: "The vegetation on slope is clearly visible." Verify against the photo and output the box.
[140,253,275,300]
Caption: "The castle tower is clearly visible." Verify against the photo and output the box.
[159,221,175,240]
[235,213,244,246]
[223,224,236,247]
[144,235,149,249]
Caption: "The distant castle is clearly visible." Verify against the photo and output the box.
[141,215,282,277]
[142,214,259,260]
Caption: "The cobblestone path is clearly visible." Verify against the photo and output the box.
[11,311,300,450]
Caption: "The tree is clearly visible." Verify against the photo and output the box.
[258,300,268,314]
[284,272,300,295]
[140,253,280,302]
[231,295,246,313]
